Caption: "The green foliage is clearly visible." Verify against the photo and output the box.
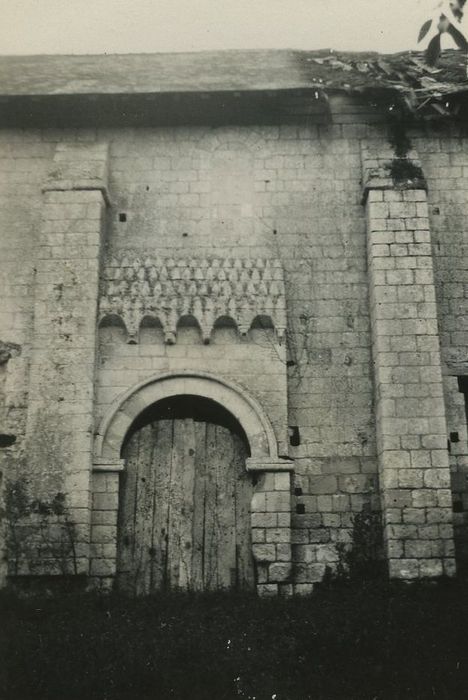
[5,477,31,520]
[5,478,78,576]
[2,579,468,700]
[388,118,413,159]
[330,508,385,583]
[418,1,468,66]
[344,509,384,580]
[389,158,425,186]
[386,116,425,187]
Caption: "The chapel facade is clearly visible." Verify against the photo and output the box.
[0,50,468,594]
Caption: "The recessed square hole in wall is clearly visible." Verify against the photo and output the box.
[450,432,460,443]
[453,500,464,513]
[296,503,305,515]
[289,426,300,447]
[0,434,16,447]
[119,213,127,223]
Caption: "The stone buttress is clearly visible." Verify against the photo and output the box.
[361,140,455,578]
[22,143,109,576]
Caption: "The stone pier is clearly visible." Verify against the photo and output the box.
[362,141,455,578]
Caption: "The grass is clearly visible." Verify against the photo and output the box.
[1,577,468,700]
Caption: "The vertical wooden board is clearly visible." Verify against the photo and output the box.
[191,420,207,591]
[203,421,219,590]
[116,430,141,593]
[177,418,196,590]
[133,424,157,596]
[233,434,255,589]
[117,410,254,594]
[150,419,173,592]
[166,418,185,589]
[214,425,237,589]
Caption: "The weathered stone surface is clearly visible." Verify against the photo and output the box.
[1,79,467,593]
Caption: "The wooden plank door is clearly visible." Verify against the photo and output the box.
[116,414,254,594]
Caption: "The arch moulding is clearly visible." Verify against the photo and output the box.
[94,370,291,470]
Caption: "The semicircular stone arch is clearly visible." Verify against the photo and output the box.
[95,370,279,462]
[91,371,294,594]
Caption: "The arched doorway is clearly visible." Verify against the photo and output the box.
[93,371,293,596]
[116,395,255,594]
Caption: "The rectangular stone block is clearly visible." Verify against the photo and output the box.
[268,562,291,582]
[404,541,433,558]
[257,584,279,597]
[89,558,116,577]
[252,544,276,562]
[419,559,444,578]
[274,473,290,491]
[252,528,266,543]
[251,492,266,512]
[92,493,118,511]
[294,563,326,583]
[276,544,292,561]
[90,525,117,544]
[308,475,337,494]
[265,528,290,543]
[266,492,290,512]
[388,558,419,579]
[251,512,277,528]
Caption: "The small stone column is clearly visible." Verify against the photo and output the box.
[362,141,455,579]
[90,459,124,589]
[23,143,109,576]
[247,457,294,595]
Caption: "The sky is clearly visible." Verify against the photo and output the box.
[0,0,466,55]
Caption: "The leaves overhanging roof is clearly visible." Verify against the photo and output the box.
[297,48,468,117]
[0,49,467,119]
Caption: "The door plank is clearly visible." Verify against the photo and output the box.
[233,433,255,589]
[177,418,196,589]
[150,419,173,591]
[167,418,186,589]
[203,422,218,591]
[116,433,138,593]
[133,424,156,596]
[191,420,206,591]
[215,425,237,589]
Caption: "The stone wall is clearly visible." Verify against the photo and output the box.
[0,131,59,583]
[1,139,108,576]
[0,100,467,588]
[103,120,377,585]
[416,128,468,566]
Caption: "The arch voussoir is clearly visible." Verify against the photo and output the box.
[94,370,279,462]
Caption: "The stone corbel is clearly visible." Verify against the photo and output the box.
[246,457,294,472]
[92,458,125,473]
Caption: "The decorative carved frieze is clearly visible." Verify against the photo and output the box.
[99,253,287,344]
